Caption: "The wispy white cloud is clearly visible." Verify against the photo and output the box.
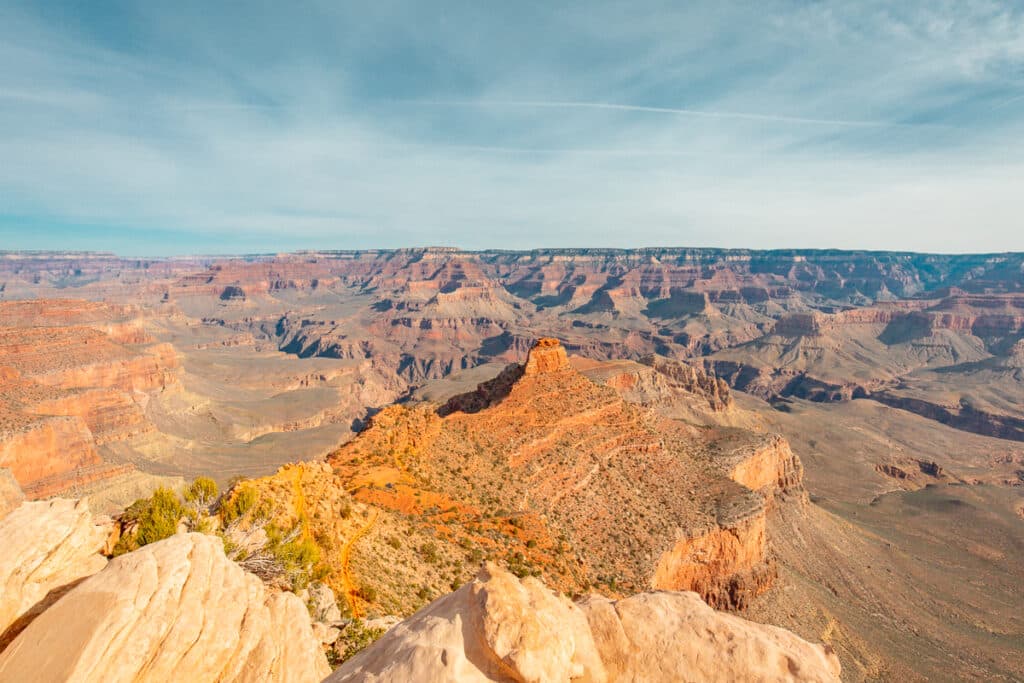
[411,99,922,128]
[0,0,1023,254]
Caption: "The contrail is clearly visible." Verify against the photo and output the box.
[992,92,1024,109]
[413,99,919,128]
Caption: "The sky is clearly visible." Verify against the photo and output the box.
[1,1,1023,255]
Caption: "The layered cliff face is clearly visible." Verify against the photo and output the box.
[29,387,153,444]
[708,292,1024,442]
[0,300,179,497]
[5,249,1023,304]
[0,415,103,484]
[131,250,1022,449]
[175,249,1016,392]
[16,248,1014,446]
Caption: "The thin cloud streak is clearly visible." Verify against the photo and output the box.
[415,99,931,129]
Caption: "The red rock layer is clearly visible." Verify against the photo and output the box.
[0,416,102,487]
[0,300,177,496]
[29,388,152,444]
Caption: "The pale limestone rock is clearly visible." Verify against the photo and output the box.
[0,497,112,647]
[328,564,841,683]
[309,581,342,623]
[0,532,330,682]
[313,622,342,646]
[0,468,22,520]
[327,562,606,682]
[579,591,842,683]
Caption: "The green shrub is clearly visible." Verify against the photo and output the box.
[134,487,185,547]
[420,541,439,564]
[265,523,321,590]
[120,497,152,524]
[111,531,139,556]
[113,486,191,556]
[221,485,258,524]
[332,620,385,665]
[184,476,218,509]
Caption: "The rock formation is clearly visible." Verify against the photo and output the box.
[328,562,841,682]
[328,339,801,610]
[523,337,570,375]
[0,300,178,497]
[0,497,114,648]
[0,532,330,682]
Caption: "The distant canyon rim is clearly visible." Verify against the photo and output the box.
[0,247,1022,681]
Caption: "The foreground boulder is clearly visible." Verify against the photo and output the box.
[0,532,330,682]
[581,591,841,682]
[0,497,113,647]
[328,562,605,682]
[328,563,840,683]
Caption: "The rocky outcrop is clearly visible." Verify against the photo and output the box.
[328,563,840,682]
[581,590,841,682]
[329,562,605,683]
[638,355,733,411]
[0,532,330,682]
[523,337,571,375]
[330,341,807,607]
[727,434,805,499]
[652,510,775,610]
[0,497,114,648]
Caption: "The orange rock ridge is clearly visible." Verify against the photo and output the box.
[327,338,804,611]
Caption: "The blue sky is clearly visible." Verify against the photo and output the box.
[1,1,1023,255]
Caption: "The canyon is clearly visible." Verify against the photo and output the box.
[0,477,841,682]
[0,248,1022,681]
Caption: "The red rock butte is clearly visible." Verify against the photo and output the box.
[523,337,570,375]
